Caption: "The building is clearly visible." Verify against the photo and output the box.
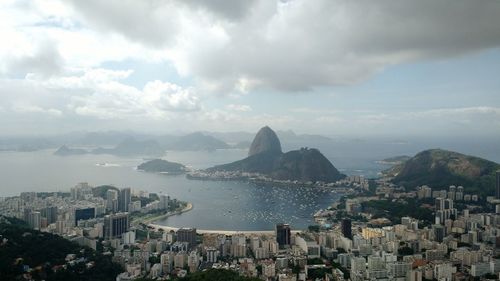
[205,247,219,263]
[74,207,95,226]
[104,212,130,239]
[276,223,291,249]
[433,224,445,243]
[177,228,197,248]
[159,194,170,210]
[342,219,352,239]
[119,188,131,212]
[106,189,119,213]
[496,170,500,200]
[29,211,41,230]
[41,206,58,224]
[295,235,320,258]
[471,262,491,277]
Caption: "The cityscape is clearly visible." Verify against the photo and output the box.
[2,166,500,280]
[1,1,500,281]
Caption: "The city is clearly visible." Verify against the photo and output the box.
[1,1,500,281]
[1,169,500,280]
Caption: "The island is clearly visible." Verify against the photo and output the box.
[137,159,188,174]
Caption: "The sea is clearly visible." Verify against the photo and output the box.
[0,136,498,230]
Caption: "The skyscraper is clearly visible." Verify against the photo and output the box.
[106,189,119,213]
[341,219,352,239]
[74,207,96,226]
[177,228,197,248]
[41,206,58,224]
[496,170,500,199]
[276,223,291,249]
[104,212,130,239]
[119,188,131,212]
[30,211,41,230]
[433,224,445,242]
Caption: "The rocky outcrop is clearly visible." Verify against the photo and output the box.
[208,126,345,183]
[248,126,282,156]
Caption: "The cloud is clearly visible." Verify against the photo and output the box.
[62,0,500,93]
[12,103,63,117]
[226,104,252,112]
[2,68,202,121]
[3,40,63,78]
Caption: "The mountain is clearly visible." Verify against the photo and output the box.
[92,138,165,156]
[166,132,229,151]
[75,131,151,146]
[0,216,121,281]
[387,149,500,195]
[138,159,187,174]
[53,145,88,156]
[92,185,120,199]
[248,126,282,156]
[270,148,344,182]
[208,126,344,183]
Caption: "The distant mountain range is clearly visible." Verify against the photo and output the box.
[385,149,500,196]
[54,138,165,157]
[164,132,230,151]
[207,126,345,183]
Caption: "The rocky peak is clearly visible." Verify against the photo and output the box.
[248,126,282,157]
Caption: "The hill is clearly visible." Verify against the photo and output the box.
[166,132,229,151]
[92,138,165,157]
[387,149,500,195]
[54,145,88,156]
[208,126,345,183]
[0,216,121,281]
[137,159,187,174]
[92,185,120,199]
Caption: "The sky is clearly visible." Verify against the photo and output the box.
[0,0,499,138]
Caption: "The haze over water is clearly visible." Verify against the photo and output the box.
[1,136,498,230]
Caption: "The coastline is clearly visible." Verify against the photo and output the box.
[143,202,305,235]
[147,224,302,235]
[135,202,193,226]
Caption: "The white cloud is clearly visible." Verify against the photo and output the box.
[3,0,500,94]
[60,0,500,93]
[226,104,252,112]
[47,69,201,119]
[2,68,202,121]
[12,103,63,117]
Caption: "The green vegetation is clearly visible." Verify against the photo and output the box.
[362,199,434,225]
[0,216,122,281]
[307,258,324,265]
[398,246,414,256]
[388,149,500,196]
[308,225,321,232]
[308,267,331,279]
[36,192,71,199]
[137,159,187,173]
[92,185,119,199]
[178,269,261,281]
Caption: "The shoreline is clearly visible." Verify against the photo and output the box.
[144,203,305,235]
[135,202,193,226]
[147,224,303,235]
